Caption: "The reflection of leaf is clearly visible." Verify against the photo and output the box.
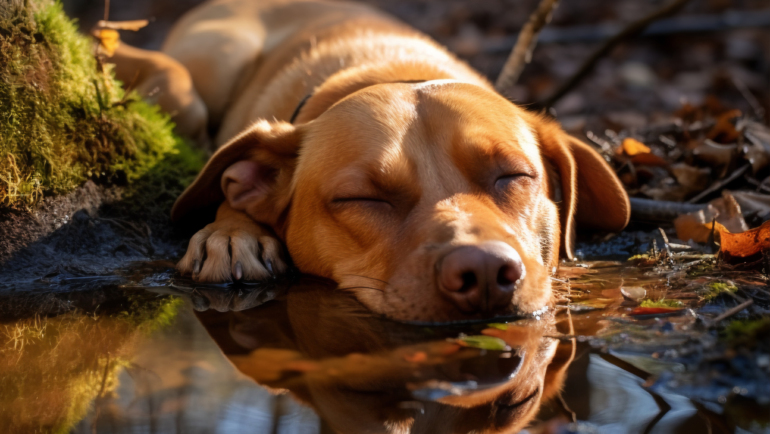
[630,306,683,316]
[487,323,508,331]
[458,335,508,350]
[720,220,770,260]
[96,29,120,56]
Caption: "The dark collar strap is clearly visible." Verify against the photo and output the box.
[289,93,313,124]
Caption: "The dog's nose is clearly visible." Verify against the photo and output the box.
[438,241,525,314]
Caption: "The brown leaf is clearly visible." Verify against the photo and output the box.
[707,109,741,144]
[630,152,668,167]
[692,140,738,171]
[730,191,770,222]
[708,191,749,233]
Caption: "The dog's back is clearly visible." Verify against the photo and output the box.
[161,0,490,145]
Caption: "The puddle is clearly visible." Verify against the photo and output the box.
[0,260,768,433]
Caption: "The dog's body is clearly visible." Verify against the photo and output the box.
[112,0,630,322]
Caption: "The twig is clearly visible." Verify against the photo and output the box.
[710,298,753,324]
[480,9,770,51]
[541,0,693,107]
[687,164,749,203]
[495,0,560,95]
[732,75,766,121]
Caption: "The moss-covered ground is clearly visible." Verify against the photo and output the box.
[0,0,203,210]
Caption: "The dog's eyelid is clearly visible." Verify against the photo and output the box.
[331,196,393,206]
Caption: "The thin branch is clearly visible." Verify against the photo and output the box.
[495,0,560,96]
[710,298,753,324]
[541,0,693,108]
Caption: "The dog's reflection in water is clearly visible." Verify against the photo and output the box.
[192,278,575,434]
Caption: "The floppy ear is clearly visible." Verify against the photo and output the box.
[171,120,303,228]
[538,122,630,260]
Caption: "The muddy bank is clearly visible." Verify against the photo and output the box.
[0,181,121,263]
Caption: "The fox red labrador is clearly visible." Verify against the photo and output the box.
[111,0,630,322]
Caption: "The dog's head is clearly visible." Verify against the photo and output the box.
[173,81,629,321]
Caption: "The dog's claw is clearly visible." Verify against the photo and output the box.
[178,216,287,283]
[234,262,243,281]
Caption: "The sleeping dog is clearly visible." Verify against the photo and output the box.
[110,0,630,322]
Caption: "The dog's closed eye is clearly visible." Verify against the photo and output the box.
[332,196,394,209]
[494,173,534,190]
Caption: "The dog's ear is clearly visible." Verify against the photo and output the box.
[537,122,630,260]
[171,120,303,228]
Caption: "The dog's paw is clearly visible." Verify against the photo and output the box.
[177,218,287,283]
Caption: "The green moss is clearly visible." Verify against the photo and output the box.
[702,281,738,302]
[0,0,195,208]
[639,298,684,308]
[722,317,770,350]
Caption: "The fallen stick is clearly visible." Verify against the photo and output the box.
[495,0,560,95]
[710,298,753,324]
[541,0,693,108]
[630,197,709,223]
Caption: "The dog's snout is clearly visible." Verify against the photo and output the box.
[438,241,525,314]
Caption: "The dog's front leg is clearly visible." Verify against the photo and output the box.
[177,203,288,282]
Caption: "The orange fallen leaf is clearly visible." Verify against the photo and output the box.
[617,138,651,157]
[720,220,770,260]
[674,214,727,244]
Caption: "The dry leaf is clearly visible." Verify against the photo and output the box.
[96,29,120,56]
[708,191,749,233]
[720,220,770,261]
[630,152,668,167]
[692,140,738,172]
[674,213,726,244]
[617,137,651,157]
[730,190,770,222]
[707,109,741,143]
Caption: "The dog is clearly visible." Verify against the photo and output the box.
[110,0,630,322]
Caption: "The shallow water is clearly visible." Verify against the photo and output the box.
[0,260,768,434]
